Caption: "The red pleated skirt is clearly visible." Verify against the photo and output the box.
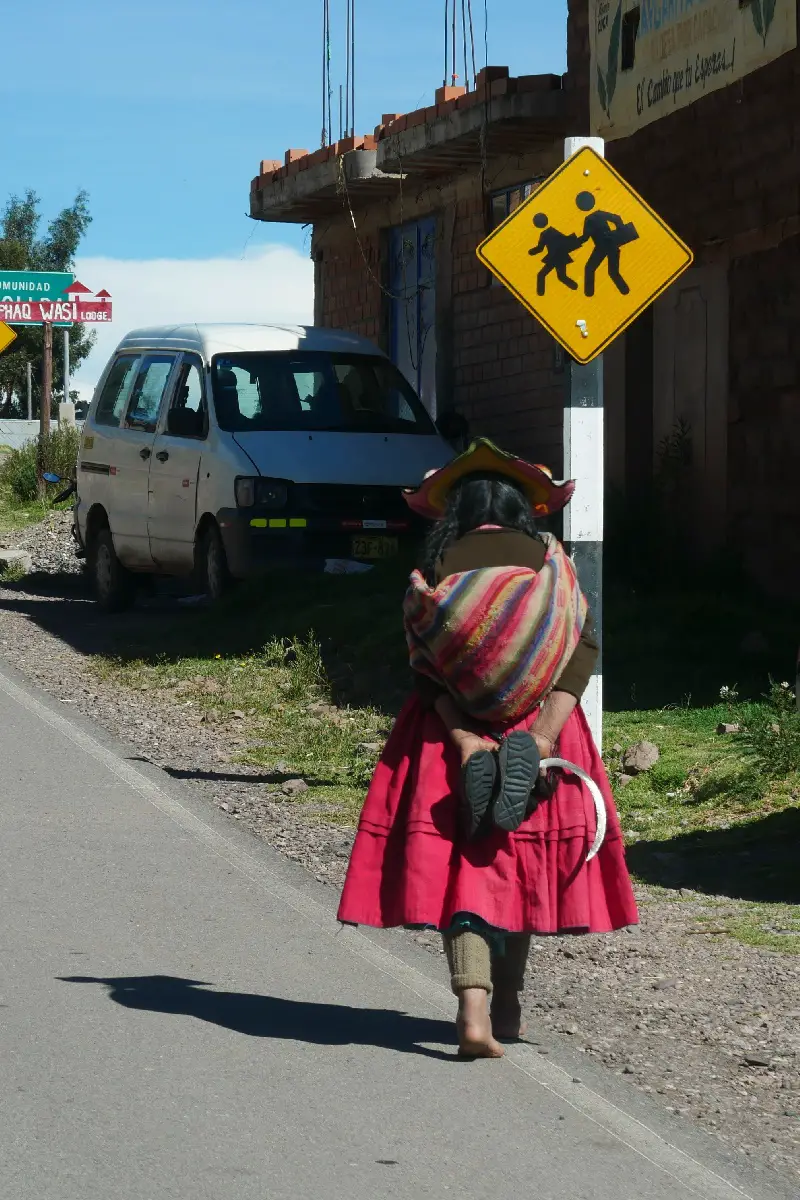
[337,697,639,935]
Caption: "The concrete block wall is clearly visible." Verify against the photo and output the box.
[566,0,800,587]
[313,160,567,473]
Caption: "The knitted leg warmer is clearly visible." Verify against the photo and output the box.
[443,929,493,994]
[491,934,531,993]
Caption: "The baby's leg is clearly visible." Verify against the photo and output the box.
[433,692,495,767]
[444,929,504,1058]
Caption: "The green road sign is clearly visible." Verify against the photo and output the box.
[0,271,73,303]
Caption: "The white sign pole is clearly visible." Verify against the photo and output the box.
[563,136,605,750]
[63,329,70,405]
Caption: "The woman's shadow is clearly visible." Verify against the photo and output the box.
[59,974,456,1061]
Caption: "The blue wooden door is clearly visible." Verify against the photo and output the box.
[388,216,437,417]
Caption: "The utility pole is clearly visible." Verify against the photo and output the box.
[562,135,606,749]
[26,360,32,421]
[38,321,53,497]
[63,328,70,407]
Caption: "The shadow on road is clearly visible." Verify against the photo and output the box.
[59,973,457,1061]
[627,805,800,904]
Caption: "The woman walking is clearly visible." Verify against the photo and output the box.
[338,439,638,1057]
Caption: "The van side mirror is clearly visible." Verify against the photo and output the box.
[436,410,469,447]
[167,407,203,438]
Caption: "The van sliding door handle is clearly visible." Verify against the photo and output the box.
[139,447,151,460]
[155,451,169,463]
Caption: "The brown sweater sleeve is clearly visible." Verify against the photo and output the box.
[551,612,598,700]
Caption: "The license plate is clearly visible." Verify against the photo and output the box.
[352,536,398,560]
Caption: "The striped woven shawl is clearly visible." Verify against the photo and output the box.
[404,534,587,724]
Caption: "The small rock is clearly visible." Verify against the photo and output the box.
[357,742,382,755]
[612,743,622,755]
[274,760,290,774]
[0,549,32,574]
[742,1054,772,1068]
[622,1065,635,1075]
[622,741,660,775]
[716,723,740,735]
[282,778,309,796]
[230,710,246,721]
[617,774,635,788]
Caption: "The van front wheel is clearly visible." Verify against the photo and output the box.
[88,528,136,613]
[200,523,232,603]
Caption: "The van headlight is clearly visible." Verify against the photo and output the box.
[235,477,288,509]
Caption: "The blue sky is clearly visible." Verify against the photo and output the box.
[1,0,567,389]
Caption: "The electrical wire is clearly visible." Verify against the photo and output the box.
[345,0,351,137]
[466,0,477,87]
[461,0,469,89]
[351,0,356,136]
[443,0,449,88]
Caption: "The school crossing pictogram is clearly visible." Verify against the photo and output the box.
[476,147,692,364]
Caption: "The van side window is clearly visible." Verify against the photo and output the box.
[166,357,207,438]
[125,355,176,433]
[95,355,140,427]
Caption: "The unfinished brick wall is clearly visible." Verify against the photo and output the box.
[312,169,566,473]
[314,226,383,346]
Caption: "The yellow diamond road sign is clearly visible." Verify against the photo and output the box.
[476,147,693,364]
[0,322,17,355]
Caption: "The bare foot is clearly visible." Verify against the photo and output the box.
[491,991,529,1041]
[458,733,497,771]
[456,988,505,1058]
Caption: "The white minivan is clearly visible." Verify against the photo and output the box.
[74,324,453,611]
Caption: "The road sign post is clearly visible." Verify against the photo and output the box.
[63,328,70,406]
[38,322,53,498]
[476,133,694,748]
[562,136,606,747]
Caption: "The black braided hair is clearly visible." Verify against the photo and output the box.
[420,472,541,584]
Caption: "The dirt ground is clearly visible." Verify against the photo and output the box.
[0,516,797,1188]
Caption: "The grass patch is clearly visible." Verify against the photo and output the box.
[0,483,52,535]
[90,556,799,941]
[96,633,390,827]
[605,704,799,844]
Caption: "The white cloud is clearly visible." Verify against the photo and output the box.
[73,245,314,401]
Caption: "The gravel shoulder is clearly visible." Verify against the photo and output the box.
[0,512,797,1188]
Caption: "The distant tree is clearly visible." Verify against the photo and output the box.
[0,190,95,417]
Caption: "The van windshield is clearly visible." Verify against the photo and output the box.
[210,352,436,435]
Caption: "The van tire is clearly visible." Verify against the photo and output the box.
[200,522,232,603]
[88,528,137,613]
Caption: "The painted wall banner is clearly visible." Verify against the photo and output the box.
[590,0,798,142]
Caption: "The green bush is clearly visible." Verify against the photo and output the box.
[0,426,80,503]
[739,679,800,780]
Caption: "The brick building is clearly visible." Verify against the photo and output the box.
[249,1,799,588]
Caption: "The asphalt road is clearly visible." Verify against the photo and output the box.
[0,659,793,1200]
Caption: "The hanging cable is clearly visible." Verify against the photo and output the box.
[467,0,477,87]
[351,0,356,136]
[484,0,488,69]
[443,0,449,88]
[461,0,469,89]
[326,0,333,145]
[452,0,457,85]
[321,0,327,146]
[345,0,351,138]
